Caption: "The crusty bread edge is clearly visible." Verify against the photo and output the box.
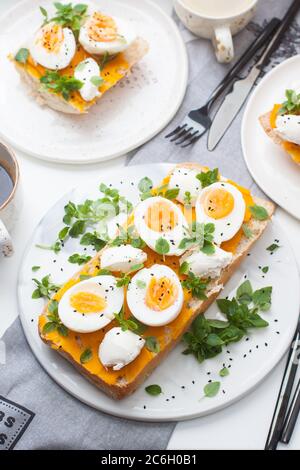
[259,111,300,166]
[39,165,275,400]
[13,37,149,115]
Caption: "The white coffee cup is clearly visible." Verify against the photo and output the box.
[174,0,258,63]
[0,142,20,258]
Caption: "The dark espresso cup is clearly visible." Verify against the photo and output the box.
[0,142,20,257]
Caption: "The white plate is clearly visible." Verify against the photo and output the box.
[0,0,187,164]
[242,55,300,220]
[18,164,300,421]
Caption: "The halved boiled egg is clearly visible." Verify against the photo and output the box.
[58,275,124,333]
[79,11,136,55]
[99,327,145,370]
[127,264,184,327]
[168,167,202,206]
[30,22,76,70]
[100,245,147,273]
[134,196,189,256]
[195,182,245,244]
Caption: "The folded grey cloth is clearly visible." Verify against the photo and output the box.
[1,0,299,452]
[129,0,300,197]
[0,319,174,450]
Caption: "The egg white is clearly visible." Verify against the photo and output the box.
[127,264,184,327]
[74,57,101,102]
[30,23,76,70]
[100,245,147,273]
[134,196,190,256]
[195,182,245,244]
[79,14,136,55]
[58,275,124,333]
[168,167,202,206]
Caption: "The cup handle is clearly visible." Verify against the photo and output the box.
[212,25,234,63]
[0,219,13,258]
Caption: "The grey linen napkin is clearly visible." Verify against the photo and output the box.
[1,0,300,452]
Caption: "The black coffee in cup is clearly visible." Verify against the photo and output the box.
[0,164,13,207]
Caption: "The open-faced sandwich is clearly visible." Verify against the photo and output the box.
[260,89,300,165]
[38,163,274,399]
[11,2,148,114]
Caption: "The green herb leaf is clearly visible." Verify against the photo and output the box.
[138,177,153,193]
[32,275,60,300]
[242,223,253,239]
[145,384,162,396]
[90,75,104,87]
[279,89,300,115]
[79,274,92,281]
[145,336,160,353]
[50,2,88,33]
[184,191,192,205]
[15,48,29,64]
[69,220,86,238]
[219,367,229,377]
[266,243,280,252]
[262,266,269,274]
[155,237,170,255]
[252,286,272,311]
[204,381,220,398]
[137,280,147,289]
[179,261,190,275]
[80,348,93,364]
[31,266,41,272]
[196,168,219,188]
[40,71,83,101]
[43,322,57,334]
[249,205,269,221]
[236,280,253,305]
[68,253,92,265]
[182,271,208,300]
[164,188,180,200]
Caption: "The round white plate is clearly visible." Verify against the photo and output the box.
[0,0,187,164]
[18,164,300,421]
[242,55,300,220]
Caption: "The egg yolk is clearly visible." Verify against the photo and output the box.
[203,188,234,219]
[38,23,64,53]
[87,12,117,42]
[145,200,178,232]
[145,276,178,311]
[70,292,106,314]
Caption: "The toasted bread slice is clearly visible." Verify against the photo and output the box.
[12,38,148,114]
[259,111,300,165]
[38,163,275,399]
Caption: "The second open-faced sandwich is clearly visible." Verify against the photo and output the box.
[260,88,300,165]
[11,2,148,114]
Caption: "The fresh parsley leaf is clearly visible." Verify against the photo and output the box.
[136,280,146,289]
[204,381,220,398]
[155,237,170,255]
[266,243,280,252]
[80,348,93,364]
[196,168,219,188]
[145,384,162,396]
[68,253,92,265]
[40,71,83,101]
[43,299,68,337]
[179,261,190,275]
[40,6,49,22]
[15,48,29,64]
[50,2,88,34]
[252,286,272,311]
[262,266,269,274]
[90,75,103,87]
[182,272,208,300]
[80,232,106,251]
[242,223,253,239]
[138,177,153,194]
[164,188,180,200]
[219,367,229,377]
[69,220,86,238]
[236,280,253,305]
[184,191,192,205]
[114,307,140,333]
[279,89,300,115]
[31,266,41,272]
[249,205,269,221]
[145,336,160,353]
[32,275,60,300]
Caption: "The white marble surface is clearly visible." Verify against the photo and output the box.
[0,0,299,450]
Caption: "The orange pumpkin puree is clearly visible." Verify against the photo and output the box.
[14,45,129,112]
[39,172,254,385]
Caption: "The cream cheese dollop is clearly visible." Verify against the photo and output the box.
[180,245,232,279]
[99,327,145,371]
[275,114,300,145]
[74,57,102,102]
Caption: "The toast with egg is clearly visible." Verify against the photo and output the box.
[38,163,274,400]
[11,3,148,114]
[260,103,300,166]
